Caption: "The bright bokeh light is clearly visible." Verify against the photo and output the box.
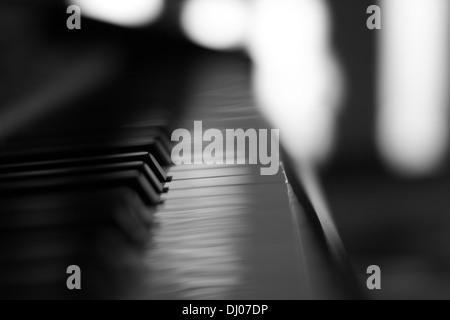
[248,0,330,67]
[71,0,164,27]
[248,0,342,165]
[379,0,450,176]
[181,0,249,51]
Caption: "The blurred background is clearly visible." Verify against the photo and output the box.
[1,0,449,299]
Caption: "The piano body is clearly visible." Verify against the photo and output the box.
[0,1,366,299]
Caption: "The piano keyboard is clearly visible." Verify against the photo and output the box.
[0,24,360,299]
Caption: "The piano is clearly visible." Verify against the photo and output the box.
[0,1,363,299]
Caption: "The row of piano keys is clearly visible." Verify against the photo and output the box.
[0,107,176,298]
[0,7,360,298]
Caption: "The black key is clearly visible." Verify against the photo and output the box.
[0,161,166,195]
[0,136,172,166]
[0,152,170,184]
[0,170,162,206]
